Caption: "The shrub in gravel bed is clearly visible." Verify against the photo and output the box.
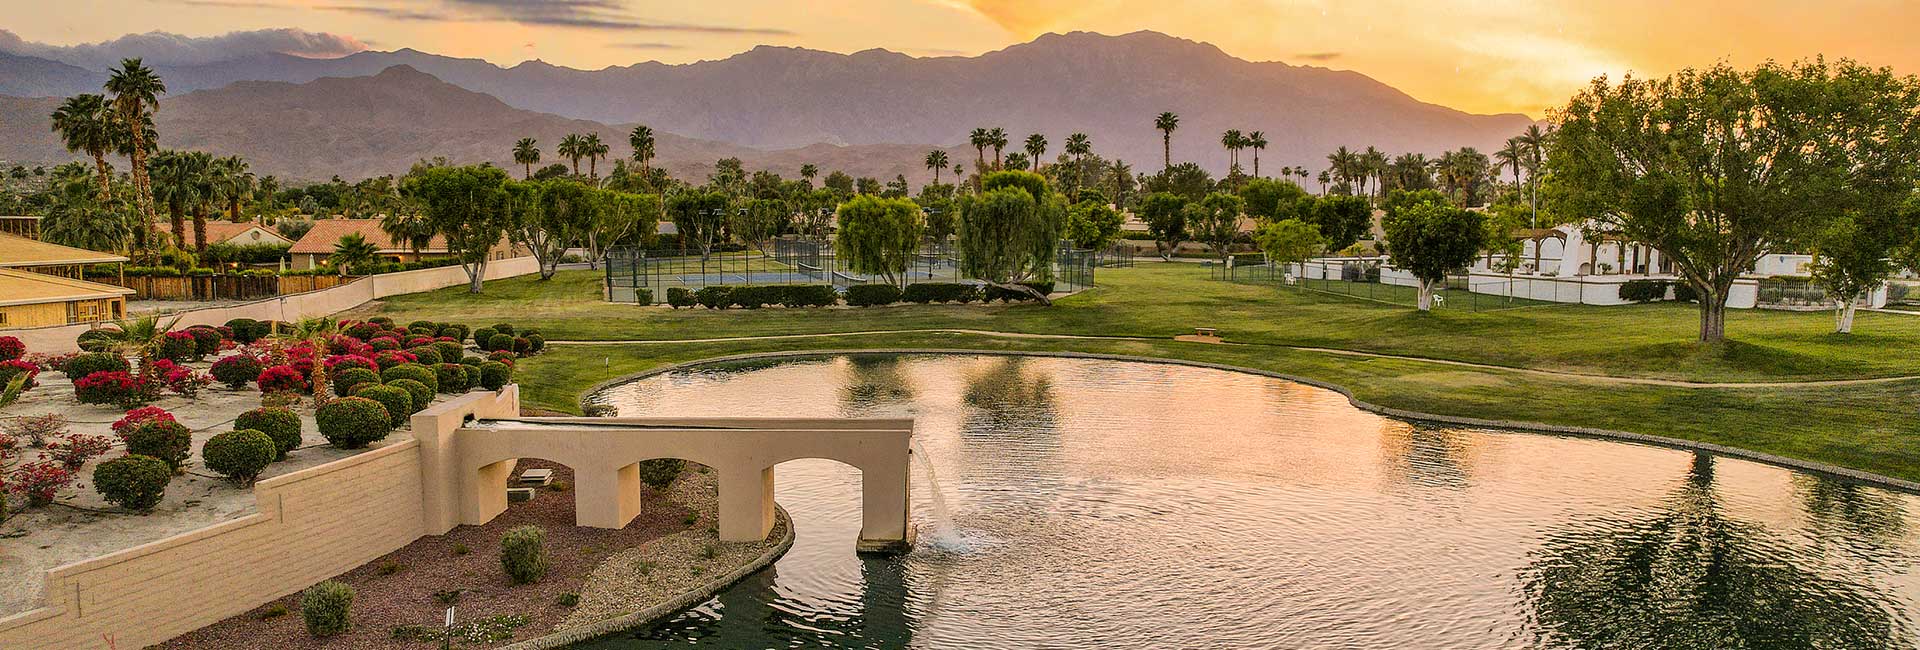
[256,365,309,394]
[156,331,198,363]
[210,354,264,389]
[381,363,438,393]
[75,328,117,352]
[406,346,443,365]
[459,355,485,369]
[434,363,472,393]
[524,332,546,353]
[74,371,144,407]
[373,350,417,371]
[490,323,515,336]
[202,429,276,483]
[351,384,413,428]
[62,352,129,379]
[235,406,303,460]
[301,580,354,638]
[315,396,392,448]
[0,359,39,390]
[93,454,171,511]
[332,367,381,397]
[511,336,532,355]
[122,418,193,471]
[639,458,684,489]
[500,525,549,585]
[0,335,24,361]
[386,378,433,415]
[479,361,512,391]
[471,327,497,349]
[325,354,378,373]
[431,341,465,364]
[184,326,223,359]
[486,333,514,354]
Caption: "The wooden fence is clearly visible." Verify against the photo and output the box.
[92,274,353,301]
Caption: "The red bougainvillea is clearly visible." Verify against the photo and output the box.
[256,365,310,394]
[112,406,176,437]
[373,349,417,371]
[9,460,74,506]
[74,371,146,406]
[47,434,112,470]
[0,336,25,361]
[0,359,41,389]
[325,354,378,373]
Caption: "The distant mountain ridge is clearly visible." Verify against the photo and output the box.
[0,30,1532,179]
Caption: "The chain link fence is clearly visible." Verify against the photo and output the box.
[605,238,1096,304]
[1209,258,1553,312]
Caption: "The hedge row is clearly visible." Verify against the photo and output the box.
[665,282,1055,309]
[678,285,838,310]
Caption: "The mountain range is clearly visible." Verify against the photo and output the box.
[0,30,1535,185]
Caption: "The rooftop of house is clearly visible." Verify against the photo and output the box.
[154,220,295,247]
[0,267,134,307]
[288,219,448,255]
[0,232,129,268]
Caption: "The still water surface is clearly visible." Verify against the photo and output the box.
[579,354,1919,649]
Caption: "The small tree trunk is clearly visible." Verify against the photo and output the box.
[1835,299,1858,334]
[1416,278,1435,311]
[1697,291,1727,343]
[467,259,488,294]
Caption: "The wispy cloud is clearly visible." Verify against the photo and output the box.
[316,3,453,21]
[610,41,686,50]
[0,26,368,68]
[313,0,792,34]
[1294,51,1340,62]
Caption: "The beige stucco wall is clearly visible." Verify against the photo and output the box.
[3,256,539,353]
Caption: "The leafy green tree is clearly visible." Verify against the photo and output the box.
[1139,192,1188,260]
[403,165,512,293]
[916,182,958,242]
[1382,193,1487,311]
[1547,59,1920,342]
[1254,219,1328,274]
[1810,200,1920,333]
[1065,200,1124,250]
[593,190,660,265]
[1188,192,1245,262]
[738,197,791,253]
[667,190,730,260]
[835,195,924,287]
[1239,178,1311,223]
[958,170,1065,303]
[1144,162,1212,201]
[506,180,579,279]
[1304,195,1374,253]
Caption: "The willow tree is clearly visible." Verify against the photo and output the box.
[957,170,1065,303]
[1547,59,1920,343]
[835,195,924,287]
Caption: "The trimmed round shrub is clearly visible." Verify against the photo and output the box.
[0,336,26,361]
[386,378,433,413]
[301,580,354,638]
[76,328,118,352]
[202,429,276,483]
[93,454,171,511]
[845,284,902,307]
[372,350,417,371]
[500,525,548,585]
[235,406,302,460]
[437,324,468,342]
[433,363,471,393]
[210,354,264,389]
[343,321,380,340]
[155,331,196,362]
[478,361,512,391]
[332,367,381,397]
[471,327,497,350]
[350,384,413,428]
[406,320,436,332]
[315,397,392,449]
[485,333,514,354]
[367,336,400,352]
[75,370,143,406]
[381,363,438,393]
[511,337,531,355]
[459,355,485,369]
[123,419,193,471]
[367,316,394,328]
[488,350,518,366]
[431,341,465,364]
[666,287,696,308]
[257,365,309,394]
[524,333,546,353]
[185,327,224,358]
[490,323,515,336]
[224,318,265,343]
[405,346,443,366]
[326,354,378,373]
[63,352,129,379]
[638,458,684,489]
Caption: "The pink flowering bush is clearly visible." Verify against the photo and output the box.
[0,336,24,361]
[46,434,112,470]
[156,331,198,363]
[0,359,40,390]
[9,461,74,506]
[326,354,378,373]
[257,365,310,394]
[373,349,417,371]
[368,336,401,352]
[149,360,212,396]
[112,406,176,437]
[75,371,148,407]
[211,354,265,389]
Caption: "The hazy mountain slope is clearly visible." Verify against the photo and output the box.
[0,52,101,98]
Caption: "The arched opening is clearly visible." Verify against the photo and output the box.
[754,455,910,552]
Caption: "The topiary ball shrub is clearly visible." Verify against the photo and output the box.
[368,336,400,352]
[332,367,381,397]
[326,354,378,374]
[225,318,264,343]
[156,331,198,363]
[235,406,302,460]
[511,337,532,355]
[459,356,485,369]
[76,328,118,352]
[74,370,144,406]
[315,396,392,449]
[210,354,264,389]
[471,327,497,350]
[405,346,443,366]
[431,341,465,364]
[257,365,309,394]
[386,379,433,414]
[437,324,468,342]
[434,363,471,393]
[185,326,224,358]
[479,361,512,391]
[202,429,277,483]
[524,333,546,353]
[487,350,517,366]
[638,458,685,489]
[122,418,193,471]
[0,335,24,361]
[373,350,417,371]
[343,321,380,340]
[381,363,438,393]
[490,323,515,336]
[500,525,549,585]
[301,580,354,638]
[485,333,514,354]
[94,454,171,511]
[693,286,734,309]
[367,316,394,328]
[407,320,436,333]
[63,352,129,380]
[666,287,696,309]
[350,384,413,428]
[845,284,902,307]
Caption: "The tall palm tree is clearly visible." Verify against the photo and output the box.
[800,164,818,183]
[49,94,118,203]
[148,150,196,248]
[1064,132,1092,194]
[1514,125,1549,226]
[1024,133,1047,172]
[987,128,1009,168]
[558,133,584,175]
[924,150,950,185]
[968,128,990,172]
[1361,146,1387,204]
[1154,111,1179,171]
[1295,167,1310,189]
[1316,170,1330,195]
[214,156,254,222]
[1326,146,1357,194]
[582,133,608,181]
[1494,138,1525,200]
[513,138,540,179]
[1247,131,1268,178]
[1220,129,1243,170]
[184,151,220,251]
[380,210,434,257]
[105,58,165,224]
[628,126,655,177]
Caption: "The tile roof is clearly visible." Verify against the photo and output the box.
[288,219,448,255]
[0,232,129,267]
[0,267,134,307]
[154,220,295,247]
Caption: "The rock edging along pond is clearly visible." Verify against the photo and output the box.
[500,505,796,650]
[582,349,1920,496]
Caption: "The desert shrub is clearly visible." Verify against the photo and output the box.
[332,367,381,397]
[203,429,276,483]
[1618,279,1670,303]
[485,333,514,354]
[123,418,193,470]
[524,333,546,353]
[76,328,118,352]
[326,354,378,373]
[153,331,196,362]
[10,461,73,506]
[46,433,111,470]
[500,525,549,585]
[110,406,169,436]
[184,327,224,358]
[459,355,485,369]
[372,349,417,371]
[368,336,400,352]
[236,406,302,460]
[210,354,264,389]
[368,316,394,328]
[342,321,379,340]
[490,323,515,336]
[315,397,392,448]
[434,363,471,393]
[478,361,512,391]
[694,285,734,309]
[638,458,685,489]
[93,454,170,511]
[0,336,24,361]
[438,324,469,342]
[74,371,145,406]
[487,350,518,365]
[666,287,696,308]
[225,318,268,343]
[351,384,413,428]
[1674,282,1699,303]
[845,284,902,307]
[901,282,979,304]
[778,284,839,307]
[386,379,433,413]
[406,320,436,332]
[301,580,354,638]
[256,365,309,394]
[431,341,465,364]
[509,337,530,355]
[471,327,497,349]
[381,363,438,392]
[0,359,39,390]
[63,352,129,379]
[405,346,443,365]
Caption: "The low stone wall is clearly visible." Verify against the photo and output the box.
[4,256,540,353]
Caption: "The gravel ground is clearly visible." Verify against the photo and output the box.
[159,460,777,648]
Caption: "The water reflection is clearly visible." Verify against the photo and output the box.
[582,354,1920,649]
[1521,453,1912,649]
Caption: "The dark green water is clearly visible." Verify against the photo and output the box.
[579,354,1918,649]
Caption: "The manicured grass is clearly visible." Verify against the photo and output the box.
[371,262,1920,382]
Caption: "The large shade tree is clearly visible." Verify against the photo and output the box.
[1547,59,1920,342]
[667,190,730,260]
[1188,192,1245,263]
[957,170,1065,303]
[403,165,511,293]
[1382,190,1487,311]
[835,195,924,287]
[1138,191,1188,261]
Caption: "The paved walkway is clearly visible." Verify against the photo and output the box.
[547,328,1920,389]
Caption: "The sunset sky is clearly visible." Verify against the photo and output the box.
[6,0,1917,118]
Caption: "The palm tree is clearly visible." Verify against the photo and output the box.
[285,317,339,406]
[1024,133,1047,172]
[558,133,584,175]
[330,232,380,276]
[105,314,181,387]
[1154,111,1179,171]
[172,151,220,252]
[924,150,950,185]
[1295,167,1310,188]
[105,58,165,224]
[1247,131,1268,178]
[582,133,608,181]
[1514,125,1549,226]
[628,126,655,177]
[968,128,990,172]
[49,94,118,203]
[513,138,540,179]
[800,164,818,183]
[987,127,1009,168]
[1220,129,1243,171]
[147,150,196,248]
[1494,138,1525,201]
[214,156,254,222]
[1064,132,1092,194]
[379,210,434,257]
[1316,170,1330,195]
